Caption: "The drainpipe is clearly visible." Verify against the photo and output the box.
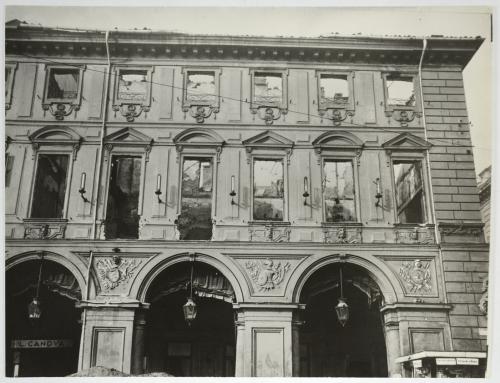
[79,30,112,371]
[418,38,448,305]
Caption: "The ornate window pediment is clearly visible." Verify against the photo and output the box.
[382,72,422,126]
[312,131,364,165]
[5,62,17,111]
[242,130,294,164]
[29,125,82,160]
[316,71,355,125]
[249,69,288,125]
[182,68,221,123]
[42,65,85,120]
[112,66,154,122]
[382,133,431,153]
[173,128,225,162]
[104,127,154,160]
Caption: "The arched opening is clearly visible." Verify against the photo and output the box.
[144,261,237,376]
[299,262,388,377]
[5,257,82,377]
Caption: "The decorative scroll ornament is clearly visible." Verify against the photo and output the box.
[399,259,432,294]
[183,105,219,123]
[249,225,291,242]
[42,103,80,121]
[395,226,434,244]
[386,109,422,127]
[245,258,290,291]
[479,277,488,315]
[323,226,361,244]
[23,219,67,239]
[319,108,354,126]
[112,104,150,122]
[96,256,141,291]
[252,107,284,126]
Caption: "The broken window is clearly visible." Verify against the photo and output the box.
[323,160,356,222]
[47,68,80,100]
[117,70,148,102]
[105,156,142,239]
[31,154,69,218]
[319,74,349,106]
[178,158,213,240]
[253,72,283,106]
[186,71,216,104]
[393,160,426,223]
[253,159,284,221]
[5,154,14,187]
[386,75,415,107]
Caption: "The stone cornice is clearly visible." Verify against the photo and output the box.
[6,25,484,68]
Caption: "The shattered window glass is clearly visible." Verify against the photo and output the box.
[386,75,415,107]
[253,159,284,221]
[319,74,349,106]
[31,154,69,218]
[254,73,283,106]
[393,160,425,223]
[323,160,356,222]
[47,68,79,100]
[187,71,216,104]
[105,156,142,239]
[179,158,213,240]
[118,70,148,101]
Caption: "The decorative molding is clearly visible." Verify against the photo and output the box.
[173,127,225,162]
[242,130,294,164]
[312,131,364,165]
[382,132,431,152]
[395,225,434,244]
[112,66,153,122]
[381,72,422,127]
[23,218,68,239]
[249,68,288,125]
[245,258,290,291]
[103,127,154,161]
[399,259,432,294]
[249,225,291,242]
[386,109,422,127]
[112,103,150,122]
[316,70,355,125]
[182,67,221,123]
[95,255,142,291]
[438,222,484,237]
[323,225,362,244]
[29,125,83,160]
[479,277,488,315]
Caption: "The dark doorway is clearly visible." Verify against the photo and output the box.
[145,262,236,376]
[299,263,388,377]
[5,258,82,377]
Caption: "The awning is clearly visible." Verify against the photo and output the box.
[396,351,487,365]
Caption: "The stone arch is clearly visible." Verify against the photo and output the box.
[29,125,82,143]
[173,127,225,146]
[133,252,247,303]
[6,250,87,299]
[289,253,401,304]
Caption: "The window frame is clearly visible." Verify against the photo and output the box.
[182,67,221,109]
[389,153,431,225]
[316,70,355,114]
[5,62,17,110]
[42,64,85,106]
[381,71,421,114]
[320,156,360,224]
[249,68,289,112]
[112,66,154,107]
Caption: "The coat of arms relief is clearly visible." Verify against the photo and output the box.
[399,259,432,294]
[95,255,142,291]
[245,259,290,292]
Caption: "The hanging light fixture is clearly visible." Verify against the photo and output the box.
[335,266,349,327]
[183,255,198,326]
[28,253,44,320]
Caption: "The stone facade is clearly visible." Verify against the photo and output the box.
[5,21,489,377]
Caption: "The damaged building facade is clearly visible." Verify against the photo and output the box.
[5,21,489,377]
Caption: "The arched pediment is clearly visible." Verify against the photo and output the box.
[173,128,225,147]
[382,133,431,151]
[29,125,82,144]
[312,131,364,149]
[242,130,294,149]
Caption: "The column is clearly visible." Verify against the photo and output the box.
[234,310,246,377]
[131,310,147,374]
[384,321,403,377]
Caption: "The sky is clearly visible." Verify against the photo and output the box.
[3,4,494,174]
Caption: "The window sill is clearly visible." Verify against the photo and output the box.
[321,221,362,227]
[248,221,290,226]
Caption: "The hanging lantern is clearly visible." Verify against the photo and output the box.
[183,297,198,326]
[335,298,349,327]
[28,297,42,319]
[335,266,349,327]
[183,255,197,326]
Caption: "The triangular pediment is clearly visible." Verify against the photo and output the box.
[312,131,363,149]
[173,128,224,146]
[105,127,153,144]
[382,133,431,150]
[242,131,294,148]
[29,125,81,144]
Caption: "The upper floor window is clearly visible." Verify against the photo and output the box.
[31,154,69,218]
[47,68,80,100]
[117,69,149,102]
[385,74,415,107]
[182,68,221,123]
[316,71,355,125]
[253,159,284,221]
[393,160,426,224]
[323,160,356,222]
[254,72,283,106]
[5,63,17,110]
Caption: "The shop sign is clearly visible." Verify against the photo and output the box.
[412,360,422,368]
[436,358,457,365]
[11,339,73,349]
[456,358,479,366]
